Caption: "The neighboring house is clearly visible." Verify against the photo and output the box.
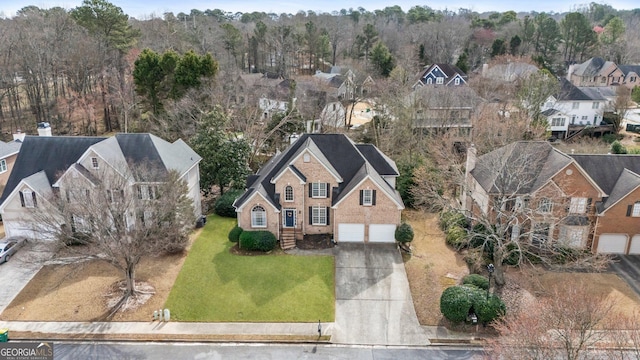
[463,141,640,254]
[567,57,625,87]
[233,134,404,249]
[0,136,23,194]
[619,65,640,89]
[412,64,468,89]
[540,79,611,139]
[0,133,202,239]
[408,86,481,138]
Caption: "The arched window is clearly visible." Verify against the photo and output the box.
[284,186,294,202]
[251,205,266,228]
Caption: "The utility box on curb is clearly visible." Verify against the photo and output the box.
[0,328,8,342]
[163,309,170,321]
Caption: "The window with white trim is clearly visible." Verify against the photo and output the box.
[436,77,444,84]
[20,189,36,208]
[551,117,565,126]
[312,206,327,225]
[569,197,587,213]
[284,185,294,202]
[107,189,124,203]
[559,226,587,248]
[592,102,599,109]
[362,189,373,206]
[539,198,553,213]
[632,202,640,217]
[91,157,99,169]
[454,78,460,85]
[0,159,6,173]
[572,102,579,109]
[138,185,156,200]
[426,78,432,84]
[251,205,267,228]
[311,182,327,198]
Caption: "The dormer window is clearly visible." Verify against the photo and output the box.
[20,189,37,208]
[454,78,460,85]
[91,157,99,169]
[303,153,310,163]
[426,78,432,84]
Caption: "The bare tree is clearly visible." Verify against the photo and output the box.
[608,86,632,134]
[464,142,611,286]
[30,162,195,317]
[487,282,615,360]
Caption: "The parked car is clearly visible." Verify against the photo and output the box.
[0,237,26,263]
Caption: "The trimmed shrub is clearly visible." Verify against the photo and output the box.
[228,226,243,243]
[395,223,414,243]
[462,274,489,290]
[440,286,472,323]
[439,210,468,232]
[445,226,467,249]
[239,230,277,252]
[440,285,506,324]
[214,189,244,218]
[475,294,506,323]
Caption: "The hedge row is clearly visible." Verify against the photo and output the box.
[228,226,243,243]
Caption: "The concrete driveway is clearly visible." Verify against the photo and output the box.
[610,255,640,297]
[332,243,429,345]
[0,241,49,314]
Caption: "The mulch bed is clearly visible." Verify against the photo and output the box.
[296,234,334,250]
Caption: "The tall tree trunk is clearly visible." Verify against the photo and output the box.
[125,261,136,295]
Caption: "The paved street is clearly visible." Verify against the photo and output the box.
[53,342,482,360]
[332,243,428,345]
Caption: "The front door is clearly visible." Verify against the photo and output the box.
[284,209,295,227]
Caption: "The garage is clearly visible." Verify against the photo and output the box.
[628,235,640,254]
[368,224,396,243]
[597,234,628,254]
[337,223,365,242]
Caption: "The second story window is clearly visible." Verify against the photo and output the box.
[592,102,599,109]
[0,159,6,173]
[632,202,640,217]
[436,77,444,84]
[360,189,376,206]
[284,185,294,202]
[572,102,579,109]
[539,198,553,213]
[311,182,328,198]
[20,189,37,208]
[569,197,588,214]
[91,157,99,169]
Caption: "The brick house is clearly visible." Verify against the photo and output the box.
[463,141,640,254]
[233,134,404,249]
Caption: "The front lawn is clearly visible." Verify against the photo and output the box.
[165,215,335,322]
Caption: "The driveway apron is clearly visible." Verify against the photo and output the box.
[332,243,429,345]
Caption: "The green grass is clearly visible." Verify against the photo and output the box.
[165,215,335,322]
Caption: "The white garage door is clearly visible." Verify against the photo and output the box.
[629,235,640,254]
[369,224,396,243]
[338,224,365,242]
[597,234,628,254]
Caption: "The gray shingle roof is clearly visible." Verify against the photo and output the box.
[570,154,640,195]
[602,169,640,210]
[0,140,21,159]
[0,136,106,203]
[619,65,640,76]
[233,134,402,210]
[471,141,572,195]
[572,57,607,77]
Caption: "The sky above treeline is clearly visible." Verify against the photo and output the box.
[2,0,639,18]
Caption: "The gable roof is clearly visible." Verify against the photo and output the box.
[0,136,106,203]
[601,169,640,210]
[422,64,467,79]
[471,141,573,195]
[0,134,201,204]
[557,78,606,101]
[234,134,402,210]
[570,154,640,195]
[619,65,640,76]
[572,57,610,77]
[0,140,22,159]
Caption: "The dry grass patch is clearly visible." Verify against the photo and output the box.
[403,210,469,326]
[0,229,202,321]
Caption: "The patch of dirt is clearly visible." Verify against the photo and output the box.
[403,210,469,326]
[105,281,155,313]
[0,229,203,322]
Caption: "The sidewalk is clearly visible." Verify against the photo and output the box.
[0,320,482,345]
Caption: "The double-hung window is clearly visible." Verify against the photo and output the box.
[569,197,588,213]
[311,182,327,198]
[312,206,327,225]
